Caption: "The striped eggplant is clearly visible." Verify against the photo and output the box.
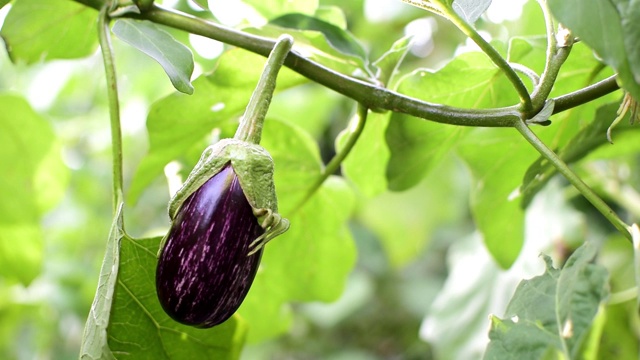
[156,164,264,327]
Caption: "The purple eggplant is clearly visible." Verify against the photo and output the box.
[156,164,264,328]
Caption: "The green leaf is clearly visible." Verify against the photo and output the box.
[0,0,98,63]
[548,0,640,100]
[386,51,517,191]
[0,0,9,10]
[128,48,305,204]
[80,205,123,360]
[372,35,412,88]
[452,0,492,23]
[239,118,356,342]
[80,205,247,359]
[270,13,367,62]
[457,128,537,268]
[113,19,195,95]
[244,0,318,19]
[109,235,247,359]
[0,94,67,285]
[484,242,609,359]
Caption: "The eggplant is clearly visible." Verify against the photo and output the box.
[156,164,264,328]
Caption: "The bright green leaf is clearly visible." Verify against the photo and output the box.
[484,242,609,359]
[80,204,247,359]
[457,128,537,268]
[128,48,305,204]
[0,0,98,63]
[0,94,67,284]
[113,19,195,95]
[244,0,318,19]
[372,35,412,88]
[109,235,247,359]
[386,51,517,191]
[548,0,640,100]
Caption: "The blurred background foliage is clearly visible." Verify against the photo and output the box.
[0,0,639,359]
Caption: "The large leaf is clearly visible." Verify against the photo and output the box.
[548,0,640,100]
[80,206,247,359]
[239,118,357,342]
[113,19,195,95]
[0,94,67,285]
[484,242,609,359]
[0,0,98,63]
[128,48,305,204]
[386,51,518,191]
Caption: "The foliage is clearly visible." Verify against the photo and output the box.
[0,0,639,359]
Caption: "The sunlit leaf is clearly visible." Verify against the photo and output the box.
[113,19,195,95]
[452,0,492,23]
[0,94,67,285]
[386,51,517,191]
[484,242,609,359]
[244,0,318,19]
[0,0,98,63]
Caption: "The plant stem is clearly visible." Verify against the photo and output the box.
[531,1,573,111]
[553,75,620,113]
[440,6,533,113]
[235,35,293,144]
[514,119,632,240]
[294,104,369,211]
[98,6,125,213]
[74,1,620,127]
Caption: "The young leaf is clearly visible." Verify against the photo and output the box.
[548,0,640,100]
[113,19,195,95]
[484,242,609,359]
[0,0,98,63]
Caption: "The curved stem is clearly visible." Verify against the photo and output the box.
[74,1,620,128]
[531,2,573,111]
[98,5,124,214]
[440,6,533,113]
[514,119,631,241]
[235,34,293,144]
[294,104,369,211]
[552,75,620,113]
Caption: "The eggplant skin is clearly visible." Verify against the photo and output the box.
[156,164,264,328]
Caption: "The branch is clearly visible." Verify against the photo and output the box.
[74,1,620,127]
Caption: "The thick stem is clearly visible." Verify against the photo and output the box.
[514,119,631,240]
[98,6,125,213]
[235,35,293,144]
[73,1,620,127]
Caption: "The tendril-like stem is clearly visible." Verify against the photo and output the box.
[98,4,125,214]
